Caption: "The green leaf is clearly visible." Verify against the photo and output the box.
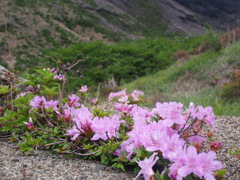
[34,69,45,76]
[155,170,162,180]
[0,86,9,94]
[111,163,125,172]
[162,168,170,179]
[215,169,226,176]
[133,166,140,175]
[236,150,240,155]
[133,148,142,156]
[41,86,59,96]
[118,163,125,172]
[100,154,109,165]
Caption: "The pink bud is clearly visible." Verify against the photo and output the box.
[24,118,34,131]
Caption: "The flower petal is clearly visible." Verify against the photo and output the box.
[178,165,192,177]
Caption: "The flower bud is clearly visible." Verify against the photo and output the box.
[207,131,214,138]
[210,142,222,151]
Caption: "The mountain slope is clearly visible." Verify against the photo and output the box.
[1,0,240,70]
[0,0,209,69]
[123,40,240,116]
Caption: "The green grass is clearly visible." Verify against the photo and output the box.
[122,41,240,116]
[171,88,240,116]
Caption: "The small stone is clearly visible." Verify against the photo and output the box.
[11,159,19,163]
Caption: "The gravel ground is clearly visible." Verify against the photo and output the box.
[0,141,134,180]
[0,115,239,180]
[205,116,240,180]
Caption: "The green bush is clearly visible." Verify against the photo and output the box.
[46,35,211,91]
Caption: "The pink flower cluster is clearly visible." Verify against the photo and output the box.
[66,107,120,141]
[186,102,215,129]
[27,87,222,180]
[108,89,144,103]
[30,96,58,110]
[110,95,222,180]
[67,94,80,108]
[152,102,185,126]
[109,89,129,103]
[91,115,120,140]
[169,146,222,180]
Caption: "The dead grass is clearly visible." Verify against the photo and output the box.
[219,26,240,48]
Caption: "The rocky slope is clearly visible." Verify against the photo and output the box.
[174,0,240,30]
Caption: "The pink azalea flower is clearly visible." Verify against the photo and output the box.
[198,151,223,180]
[53,74,64,81]
[160,133,185,160]
[115,102,133,114]
[68,94,80,107]
[197,106,215,129]
[108,89,127,102]
[118,95,129,103]
[79,85,88,93]
[188,135,206,145]
[50,68,56,73]
[24,118,34,131]
[91,115,120,141]
[66,107,93,141]
[56,109,71,122]
[72,106,93,132]
[169,146,189,180]
[130,105,152,124]
[177,146,203,178]
[169,162,184,180]
[92,98,98,104]
[45,100,58,110]
[27,85,35,92]
[151,102,186,126]
[145,126,166,152]
[30,96,46,109]
[16,91,31,99]
[66,125,82,141]
[131,89,144,101]
[135,152,159,180]
[186,103,215,129]
[185,102,197,118]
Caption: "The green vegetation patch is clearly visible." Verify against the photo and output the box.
[123,41,240,116]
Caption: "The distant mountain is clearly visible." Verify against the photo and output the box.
[0,0,240,69]
[174,0,240,30]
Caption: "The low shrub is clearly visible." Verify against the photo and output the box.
[0,64,231,180]
[220,67,240,100]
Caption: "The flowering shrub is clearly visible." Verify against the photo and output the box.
[0,67,231,180]
[220,67,240,100]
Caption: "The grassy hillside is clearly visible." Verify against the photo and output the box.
[123,41,240,116]
[0,0,170,69]
[36,34,213,92]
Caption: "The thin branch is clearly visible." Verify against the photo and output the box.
[225,166,240,179]
[44,140,66,147]
[180,117,198,137]
[179,114,192,133]
[62,150,99,156]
